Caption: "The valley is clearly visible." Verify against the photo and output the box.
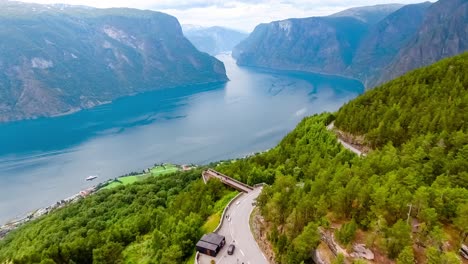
[0,54,363,226]
[0,1,466,263]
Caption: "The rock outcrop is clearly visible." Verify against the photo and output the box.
[350,244,375,260]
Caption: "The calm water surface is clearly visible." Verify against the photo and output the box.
[0,55,363,224]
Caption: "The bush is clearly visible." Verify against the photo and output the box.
[336,219,358,245]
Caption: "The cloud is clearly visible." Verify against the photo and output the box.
[17,0,431,31]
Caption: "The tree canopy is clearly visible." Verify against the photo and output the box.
[0,169,233,264]
[335,52,468,148]
[216,53,468,263]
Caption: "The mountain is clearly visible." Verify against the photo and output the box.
[337,52,468,148]
[349,2,432,86]
[182,25,248,55]
[330,3,404,24]
[233,0,467,88]
[379,0,468,84]
[218,53,468,263]
[233,17,369,76]
[1,54,466,264]
[0,2,227,122]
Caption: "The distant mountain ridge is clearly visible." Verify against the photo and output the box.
[183,25,248,55]
[330,3,404,24]
[233,0,467,88]
[0,2,227,122]
[349,2,432,86]
[379,0,468,84]
[233,17,369,75]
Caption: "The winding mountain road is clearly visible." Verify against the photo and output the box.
[198,121,363,263]
[326,121,364,156]
[198,187,269,264]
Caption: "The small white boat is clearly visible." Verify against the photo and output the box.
[86,175,98,181]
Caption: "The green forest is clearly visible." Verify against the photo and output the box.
[0,53,466,263]
[216,53,468,263]
[335,53,468,148]
[0,170,235,263]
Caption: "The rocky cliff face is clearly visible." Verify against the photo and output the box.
[349,2,432,86]
[0,2,227,122]
[233,0,467,88]
[183,25,248,55]
[233,17,368,76]
[379,0,468,84]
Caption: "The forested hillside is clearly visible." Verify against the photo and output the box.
[0,170,234,263]
[217,54,468,263]
[336,52,468,148]
[1,55,466,264]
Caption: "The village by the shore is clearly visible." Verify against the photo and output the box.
[0,163,196,240]
[0,149,269,240]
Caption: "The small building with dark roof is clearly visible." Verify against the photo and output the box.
[196,233,226,257]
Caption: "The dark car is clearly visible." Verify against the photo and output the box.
[227,244,235,255]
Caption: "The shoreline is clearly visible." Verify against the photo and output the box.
[0,79,228,124]
[0,163,189,239]
[235,62,364,85]
[0,149,269,239]
[0,186,95,239]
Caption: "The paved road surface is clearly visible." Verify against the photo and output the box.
[199,187,269,264]
[326,122,364,156]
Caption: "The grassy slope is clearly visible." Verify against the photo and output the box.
[102,164,180,190]
[202,191,238,233]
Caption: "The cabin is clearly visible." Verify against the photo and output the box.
[196,233,226,257]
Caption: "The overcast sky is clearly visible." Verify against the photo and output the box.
[19,0,428,32]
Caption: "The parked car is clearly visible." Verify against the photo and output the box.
[227,244,235,255]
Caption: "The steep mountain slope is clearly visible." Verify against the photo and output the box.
[217,53,468,263]
[330,3,404,24]
[0,2,227,122]
[182,25,248,55]
[233,0,467,88]
[379,0,468,84]
[349,2,432,86]
[233,17,369,76]
[337,52,468,148]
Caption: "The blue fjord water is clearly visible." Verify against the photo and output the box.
[0,54,363,224]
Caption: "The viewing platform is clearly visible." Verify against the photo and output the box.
[202,169,254,193]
